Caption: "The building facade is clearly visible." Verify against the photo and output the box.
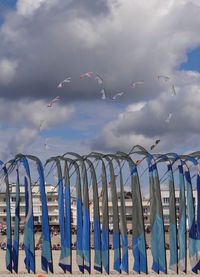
[0,184,198,232]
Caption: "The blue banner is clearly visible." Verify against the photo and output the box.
[21,157,35,273]
[0,161,12,272]
[148,158,166,273]
[12,162,20,273]
[131,164,147,274]
[36,159,53,273]
[167,163,178,273]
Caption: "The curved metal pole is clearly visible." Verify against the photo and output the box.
[46,156,67,273]
[61,157,83,274]
[165,153,187,273]
[91,152,121,273]
[129,150,167,274]
[63,152,91,274]
[106,154,128,273]
[14,154,35,273]
[117,152,148,274]
[59,156,83,274]
[0,161,12,273]
[23,154,53,273]
[82,156,102,273]
[86,153,110,274]
[155,155,178,273]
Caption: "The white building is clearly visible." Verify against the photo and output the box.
[0,183,77,231]
[0,184,198,233]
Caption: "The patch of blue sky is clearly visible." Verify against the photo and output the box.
[179,46,200,72]
[1,124,11,131]
[0,0,17,26]
[0,0,17,8]
[0,18,4,26]
[41,127,97,141]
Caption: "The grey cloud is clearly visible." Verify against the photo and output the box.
[0,98,75,129]
[1,0,200,104]
[0,0,111,100]
[1,1,200,157]
[91,71,200,153]
[7,128,38,155]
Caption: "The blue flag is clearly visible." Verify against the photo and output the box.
[12,162,20,273]
[21,157,35,273]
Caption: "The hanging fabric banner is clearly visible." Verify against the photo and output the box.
[0,161,12,272]
[80,159,91,273]
[74,160,84,273]
[56,159,68,272]
[197,162,200,239]
[148,155,166,273]
[167,162,178,272]
[183,158,200,273]
[117,158,128,273]
[34,157,53,273]
[12,161,20,273]
[100,157,109,274]
[196,162,200,240]
[63,160,72,273]
[21,157,35,273]
[85,158,102,272]
[177,161,187,272]
[131,162,147,274]
[105,156,121,273]
[64,153,89,273]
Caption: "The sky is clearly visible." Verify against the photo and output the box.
[1,0,200,165]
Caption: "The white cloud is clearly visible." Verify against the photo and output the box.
[0,98,75,130]
[126,102,147,113]
[1,0,200,101]
[8,127,38,154]
[0,0,200,156]
[0,59,18,85]
[16,0,57,16]
[92,70,200,153]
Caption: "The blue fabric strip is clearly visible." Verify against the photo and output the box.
[12,165,20,273]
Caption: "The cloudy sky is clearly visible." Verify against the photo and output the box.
[1,0,200,163]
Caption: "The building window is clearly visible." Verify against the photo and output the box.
[3,198,6,202]
[163,197,169,204]
[20,207,25,213]
[143,207,148,214]
[163,215,169,222]
[3,209,6,213]
[47,198,52,202]
[20,196,25,202]
[12,197,16,202]
[71,200,76,205]
[33,206,40,212]
[34,216,39,222]
[175,197,179,203]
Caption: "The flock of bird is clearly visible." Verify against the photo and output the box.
[41,72,176,151]
[47,72,175,105]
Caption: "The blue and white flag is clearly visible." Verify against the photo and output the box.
[0,161,12,272]
[12,162,20,273]
[131,163,147,274]
[148,155,166,273]
[21,157,35,273]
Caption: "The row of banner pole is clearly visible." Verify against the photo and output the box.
[0,146,200,274]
